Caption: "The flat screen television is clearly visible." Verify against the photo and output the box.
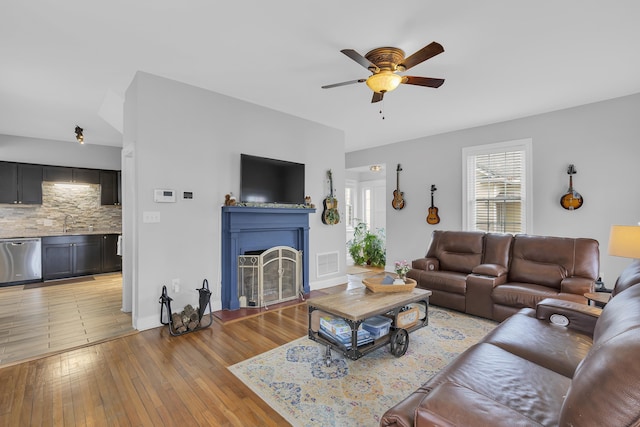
[240,154,305,204]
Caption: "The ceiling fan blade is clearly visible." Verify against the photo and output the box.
[371,92,384,103]
[321,79,366,89]
[401,76,445,88]
[341,49,379,71]
[400,42,444,71]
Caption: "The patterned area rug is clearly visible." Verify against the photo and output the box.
[228,306,496,427]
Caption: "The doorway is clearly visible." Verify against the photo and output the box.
[345,164,387,266]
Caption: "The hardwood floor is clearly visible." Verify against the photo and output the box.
[0,300,310,426]
[0,273,134,367]
[0,269,377,426]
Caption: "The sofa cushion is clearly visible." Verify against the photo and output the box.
[482,232,513,267]
[423,342,571,427]
[611,259,640,297]
[560,331,640,427]
[415,382,543,427]
[509,235,599,289]
[482,310,592,378]
[492,283,560,308]
[426,230,484,274]
[412,270,467,295]
[593,283,640,346]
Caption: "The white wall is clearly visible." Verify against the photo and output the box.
[0,134,121,170]
[346,93,640,287]
[124,72,346,330]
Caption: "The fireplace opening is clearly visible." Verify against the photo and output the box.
[237,246,302,308]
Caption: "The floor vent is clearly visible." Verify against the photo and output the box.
[317,251,339,277]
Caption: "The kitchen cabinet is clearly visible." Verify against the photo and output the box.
[100,170,121,205]
[42,235,102,280]
[102,234,122,272]
[43,166,100,184]
[0,161,43,204]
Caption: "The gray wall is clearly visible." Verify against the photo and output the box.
[124,72,346,330]
[0,134,121,170]
[347,93,640,287]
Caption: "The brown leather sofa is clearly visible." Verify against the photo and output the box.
[381,260,640,427]
[407,231,600,321]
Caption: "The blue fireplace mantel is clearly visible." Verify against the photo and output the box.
[221,206,316,310]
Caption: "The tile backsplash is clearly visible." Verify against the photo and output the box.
[0,182,121,237]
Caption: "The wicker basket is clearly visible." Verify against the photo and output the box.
[362,277,417,293]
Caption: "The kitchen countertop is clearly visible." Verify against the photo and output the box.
[0,230,122,239]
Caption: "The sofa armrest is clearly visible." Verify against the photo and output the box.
[466,273,507,319]
[561,276,595,295]
[415,382,539,427]
[535,298,601,336]
[471,263,508,277]
[412,257,439,272]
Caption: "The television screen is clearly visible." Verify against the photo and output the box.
[240,154,305,204]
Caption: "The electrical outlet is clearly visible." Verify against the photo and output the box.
[172,278,180,292]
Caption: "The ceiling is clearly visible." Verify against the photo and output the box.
[2,1,640,153]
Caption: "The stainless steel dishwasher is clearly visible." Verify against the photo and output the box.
[0,237,42,284]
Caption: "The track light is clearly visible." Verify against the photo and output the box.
[75,126,84,144]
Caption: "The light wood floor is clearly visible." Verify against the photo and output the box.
[0,270,376,426]
[0,273,134,367]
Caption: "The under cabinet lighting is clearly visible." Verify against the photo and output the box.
[54,183,90,189]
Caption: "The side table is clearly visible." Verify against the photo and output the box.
[584,292,611,308]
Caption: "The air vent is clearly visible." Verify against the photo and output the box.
[317,251,339,277]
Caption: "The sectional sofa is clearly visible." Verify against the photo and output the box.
[381,260,640,427]
[407,231,600,321]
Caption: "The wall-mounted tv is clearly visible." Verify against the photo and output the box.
[240,154,305,204]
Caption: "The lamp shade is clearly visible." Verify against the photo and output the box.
[366,70,402,93]
[608,225,640,258]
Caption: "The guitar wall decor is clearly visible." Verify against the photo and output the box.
[322,169,340,225]
[392,164,405,210]
[426,184,440,224]
[560,164,583,211]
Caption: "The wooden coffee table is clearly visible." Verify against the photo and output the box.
[307,286,431,365]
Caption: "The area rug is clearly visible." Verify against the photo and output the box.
[228,306,497,427]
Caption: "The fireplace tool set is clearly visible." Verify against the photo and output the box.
[159,279,213,336]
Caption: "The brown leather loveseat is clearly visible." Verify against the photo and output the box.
[407,231,600,321]
[381,260,640,427]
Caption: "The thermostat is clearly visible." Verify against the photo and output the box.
[154,189,176,203]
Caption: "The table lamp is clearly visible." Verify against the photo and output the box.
[608,225,640,298]
[608,225,640,259]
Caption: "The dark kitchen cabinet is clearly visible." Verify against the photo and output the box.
[42,235,102,280]
[43,166,100,184]
[0,161,43,204]
[102,234,122,272]
[100,170,121,205]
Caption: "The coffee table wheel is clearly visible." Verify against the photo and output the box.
[324,344,332,367]
[390,328,409,357]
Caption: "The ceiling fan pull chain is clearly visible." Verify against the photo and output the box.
[380,99,385,120]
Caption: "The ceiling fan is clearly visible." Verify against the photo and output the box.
[322,41,445,103]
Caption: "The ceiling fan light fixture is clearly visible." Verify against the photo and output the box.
[366,70,402,94]
[75,125,84,144]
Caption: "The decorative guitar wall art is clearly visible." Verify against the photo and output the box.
[426,184,440,224]
[322,169,340,225]
[560,164,583,211]
[392,164,405,210]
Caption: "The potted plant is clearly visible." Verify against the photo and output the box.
[347,221,386,267]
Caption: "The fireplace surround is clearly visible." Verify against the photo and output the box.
[221,206,315,310]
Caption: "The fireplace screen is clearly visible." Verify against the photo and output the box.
[237,246,302,308]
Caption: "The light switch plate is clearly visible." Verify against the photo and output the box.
[143,211,161,223]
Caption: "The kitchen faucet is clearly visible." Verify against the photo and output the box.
[63,214,75,233]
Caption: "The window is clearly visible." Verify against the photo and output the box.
[462,139,532,234]
[344,180,356,229]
